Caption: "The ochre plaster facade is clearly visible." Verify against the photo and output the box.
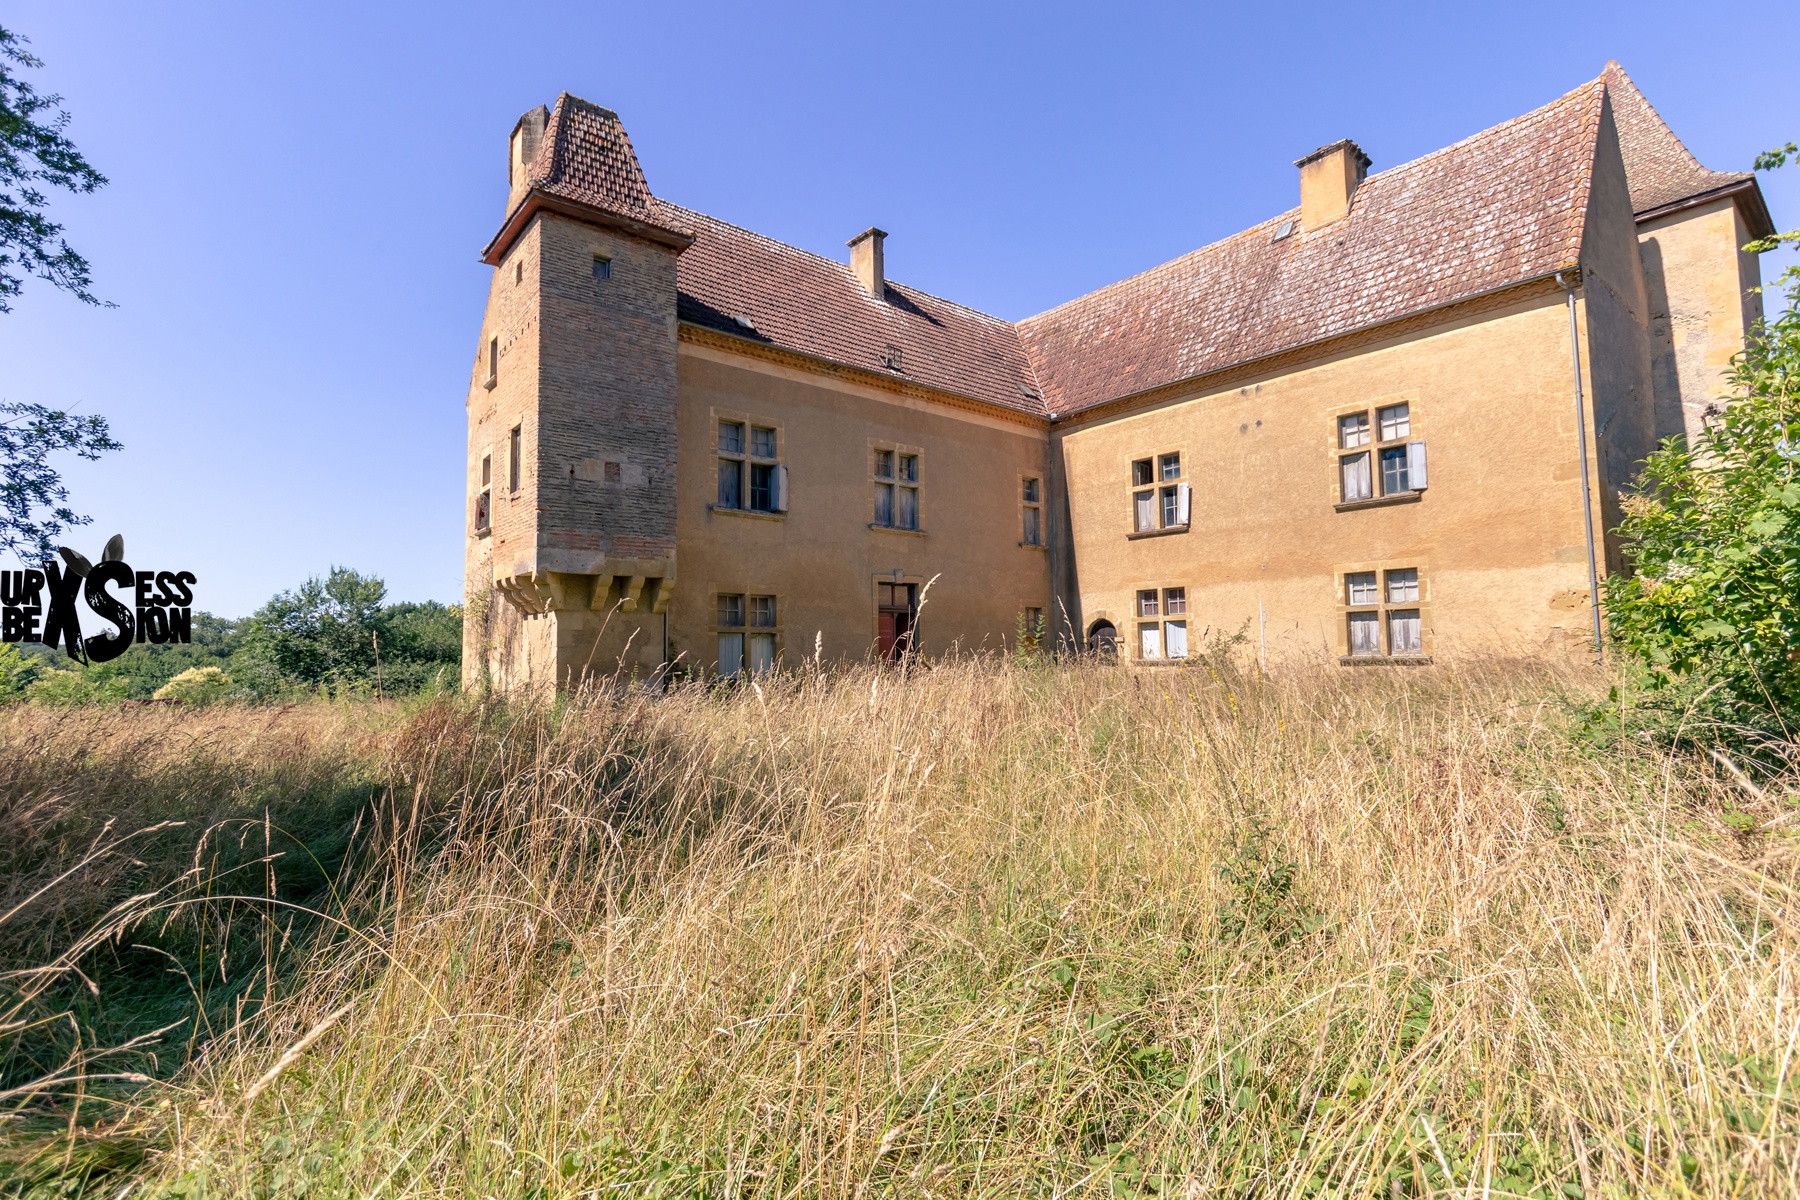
[461,76,1773,693]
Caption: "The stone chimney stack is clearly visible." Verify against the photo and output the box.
[507,105,550,214]
[1295,140,1370,230]
[848,227,887,299]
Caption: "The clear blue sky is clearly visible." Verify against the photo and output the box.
[5,1,1796,618]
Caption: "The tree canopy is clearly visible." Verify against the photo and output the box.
[0,25,118,565]
[0,25,107,311]
[1606,144,1800,730]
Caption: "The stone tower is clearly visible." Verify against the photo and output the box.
[463,96,693,694]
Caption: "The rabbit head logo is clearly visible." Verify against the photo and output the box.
[2,535,196,663]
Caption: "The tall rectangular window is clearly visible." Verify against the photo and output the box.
[1380,446,1410,495]
[1134,586,1189,660]
[750,462,775,510]
[871,446,920,530]
[1388,609,1422,655]
[1336,402,1424,504]
[1134,490,1156,533]
[877,582,918,660]
[748,594,777,673]
[1021,476,1042,547]
[1339,413,1372,502]
[1021,606,1044,650]
[1130,452,1188,533]
[716,592,779,677]
[487,336,499,386]
[717,592,745,677]
[1342,566,1426,658]
[896,484,918,530]
[474,453,492,534]
[897,455,919,530]
[508,425,521,492]
[717,418,784,513]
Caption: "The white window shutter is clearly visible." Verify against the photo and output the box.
[1408,441,1428,490]
[1176,482,1191,525]
[774,464,789,511]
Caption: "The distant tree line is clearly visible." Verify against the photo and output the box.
[0,568,461,704]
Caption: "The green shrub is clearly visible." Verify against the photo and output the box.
[153,664,233,706]
[1606,182,1800,731]
[25,661,129,706]
[0,643,37,702]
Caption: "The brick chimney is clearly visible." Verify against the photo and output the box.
[848,227,887,299]
[1294,140,1370,230]
[507,105,550,214]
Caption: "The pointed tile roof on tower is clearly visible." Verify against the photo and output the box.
[483,94,692,262]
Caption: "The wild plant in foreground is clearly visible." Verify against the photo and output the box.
[3,656,1796,1198]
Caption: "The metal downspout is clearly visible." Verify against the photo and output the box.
[1557,269,1604,658]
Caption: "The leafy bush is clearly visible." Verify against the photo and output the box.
[25,660,128,706]
[153,664,233,706]
[0,643,36,702]
[1607,156,1800,732]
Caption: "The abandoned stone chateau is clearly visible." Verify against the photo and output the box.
[463,62,1774,692]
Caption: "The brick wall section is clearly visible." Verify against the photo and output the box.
[533,215,680,575]
[464,220,546,687]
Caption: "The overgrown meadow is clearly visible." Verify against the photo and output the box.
[1,653,1796,1198]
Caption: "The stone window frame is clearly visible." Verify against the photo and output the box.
[507,423,523,494]
[713,587,783,677]
[710,407,787,521]
[1126,446,1190,539]
[484,335,499,390]
[1334,559,1432,664]
[1329,390,1427,512]
[1019,472,1045,549]
[473,448,493,537]
[869,439,924,535]
[1018,603,1047,651]
[872,572,925,658]
[1131,582,1190,662]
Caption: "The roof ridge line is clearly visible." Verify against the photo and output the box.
[1020,75,1610,329]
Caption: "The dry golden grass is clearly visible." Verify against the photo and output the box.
[3,654,1798,1198]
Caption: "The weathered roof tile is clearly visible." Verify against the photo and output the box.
[1015,80,1608,415]
[665,203,1047,417]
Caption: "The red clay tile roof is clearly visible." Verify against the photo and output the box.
[515,65,1765,423]
[523,93,693,241]
[662,201,1048,417]
[1602,62,1755,217]
[1016,80,1608,416]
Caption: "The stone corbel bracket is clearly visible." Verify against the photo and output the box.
[494,557,675,618]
